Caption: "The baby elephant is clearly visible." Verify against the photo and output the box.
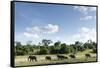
[45,56,51,61]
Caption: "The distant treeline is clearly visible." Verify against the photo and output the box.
[15,39,97,56]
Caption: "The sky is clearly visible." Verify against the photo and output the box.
[14,2,97,45]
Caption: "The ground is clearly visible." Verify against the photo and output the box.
[15,49,97,67]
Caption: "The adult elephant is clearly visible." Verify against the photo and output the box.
[85,54,91,58]
[57,54,68,60]
[69,54,76,59]
[28,55,37,62]
[45,56,51,61]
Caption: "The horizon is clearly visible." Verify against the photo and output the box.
[15,39,96,46]
[15,2,96,45]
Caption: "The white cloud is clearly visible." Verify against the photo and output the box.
[74,6,96,15]
[24,24,59,38]
[74,6,89,15]
[44,24,59,33]
[55,37,60,40]
[23,32,39,38]
[73,6,96,21]
[89,7,96,11]
[80,15,93,20]
[73,27,96,42]
[80,15,96,21]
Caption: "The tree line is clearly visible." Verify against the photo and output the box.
[15,39,97,56]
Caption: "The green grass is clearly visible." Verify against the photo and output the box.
[15,49,97,67]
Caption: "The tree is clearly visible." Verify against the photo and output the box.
[26,45,34,55]
[59,43,70,54]
[92,42,97,49]
[39,46,49,54]
[83,40,95,49]
[15,41,35,55]
[77,45,85,52]
[54,41,61,47]
[15,42,22,50]
[74,41,83,52]
[42,39,52,46]
[15,42,25,55]
[93,48,97,53]
[92,42,97,53]
[16,50,25,55]
[75,41,82,46]
[49,46,60,54]
[69,44,75,53]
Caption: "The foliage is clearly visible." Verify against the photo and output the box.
[38,46,49,54]
[15,39,97,55]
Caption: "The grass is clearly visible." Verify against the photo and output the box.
[15,49,97,67]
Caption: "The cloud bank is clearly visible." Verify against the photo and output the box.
[23,24,59,38]
[74,6,96,15]
[73,27,96,42]
[73,6,96,21]
[80,15,94,21]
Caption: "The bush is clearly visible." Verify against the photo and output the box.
[92,48,97,53]
[59,43,70,54]
[50,49,60,54]
[16,50,25,55]
[39,47,49,54]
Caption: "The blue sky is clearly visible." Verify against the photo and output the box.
[15,2,96,45]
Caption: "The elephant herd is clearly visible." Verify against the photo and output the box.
[28,54,91,62]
